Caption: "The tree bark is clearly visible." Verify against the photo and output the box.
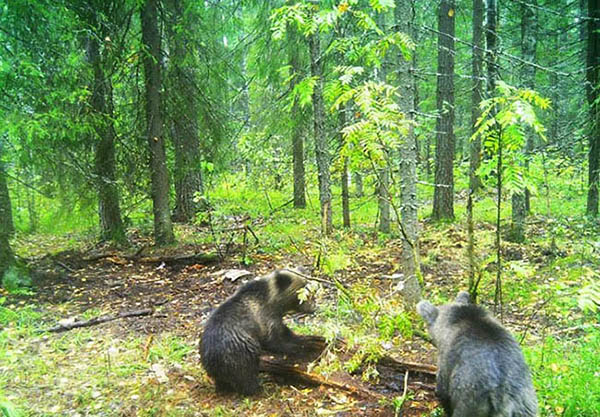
[167,0,204,223]
[433,0,456,221]
[339,106,351,228]
[354,171,363,197]
[587,0,600,216]
[87,28,126,243]
[470,0,484,193]
[0,140,15,278]
[395,0,421,307]
[486,0,498,94]
[467,0,485,293]
[309,32,332,234]
[289,22,306,209]
[141,0,175,245]
[510,0,537,242]
[376,13,391,234]
[378,168,390,233]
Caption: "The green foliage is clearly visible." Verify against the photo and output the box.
[525,329,600,417]
[0,400,23,417]
[578,279,600,313]
[473,81,550,195]
[1,267,31,295]
[335,81,410,169]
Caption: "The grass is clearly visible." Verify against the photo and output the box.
[525,328,600,417]
[2,159,600,415]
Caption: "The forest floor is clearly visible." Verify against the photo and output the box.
[2,214,600,416]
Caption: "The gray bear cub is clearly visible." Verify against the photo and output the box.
[417,291,538,417]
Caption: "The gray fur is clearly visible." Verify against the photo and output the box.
[417,292,538,417]
[200,269,316,395]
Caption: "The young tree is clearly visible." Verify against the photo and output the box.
[587,0,600,216]
[395,0,422,306]
[432,0,456,220]
[510,0,537,242]
[141,0,175,245]
[0,140,15,278]
[467,0,485,295]
[339,104,351,228]
[309,30,333,235]
[82,1,126,242]
[470,0,484,193]
[288,20,307,209]
[166,0,204,223]
[376,12,391,234]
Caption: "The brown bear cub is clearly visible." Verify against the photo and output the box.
[200,269,317,395]
[417,291,538,417]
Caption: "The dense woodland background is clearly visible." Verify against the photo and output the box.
[1,0,600,416]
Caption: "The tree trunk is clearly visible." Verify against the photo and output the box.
[167,0,204,223]
[0,140,15,278]
[87,21,126,242]
[486,0,498,94]
[354,171,363,197]
[289,22,306,209]
[141,0,175,245]
[309,32,332,234]
[377,12,391,234]
[510,0,537,242]
[395,0,422,307]
[378,168,390,233]
[587,0,600,217]
[340,106,351,228]
[432,0,456,221]
[467,0,485,292]
[470,0,484,193]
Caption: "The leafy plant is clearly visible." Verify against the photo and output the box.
[578,280,600,313]
[1,267,32,295]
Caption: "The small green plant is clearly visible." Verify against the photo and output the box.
[0,399,23,417]
[1,267,32,295]
[578,281,600,313]
[525,329,600,417]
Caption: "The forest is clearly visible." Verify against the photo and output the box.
[1,0,600,415]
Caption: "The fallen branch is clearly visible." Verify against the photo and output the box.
[44,308,154,333]
[377,356,437,377]
[259,355,385,400]
[82,252,219,266]
[257,335,436,400]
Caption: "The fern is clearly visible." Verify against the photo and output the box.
[578,281,600,313]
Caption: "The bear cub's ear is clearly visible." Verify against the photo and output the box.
[275,271,293,293]
[454,291,471,305]
[416,300,439,326]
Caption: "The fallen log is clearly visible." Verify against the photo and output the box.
[259,355,386,401]
[377,356,437,377]
[44,308,154,333]
[257,335,436,400]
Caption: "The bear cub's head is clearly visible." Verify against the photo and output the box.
[268,269,316,315]
[416,291,471,347]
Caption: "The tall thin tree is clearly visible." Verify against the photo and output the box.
[81,1,126,242]
[288,20,306,209]
[395,0,422,306]
[510,0,537,242]
[309,31,332,234]
[0,139,15,278]
[166,0,204,223]
[141,0,175,244]
[587,0,600,216]
[433,0,456,220]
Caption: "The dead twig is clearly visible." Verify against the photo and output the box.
[43,308,154,333]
